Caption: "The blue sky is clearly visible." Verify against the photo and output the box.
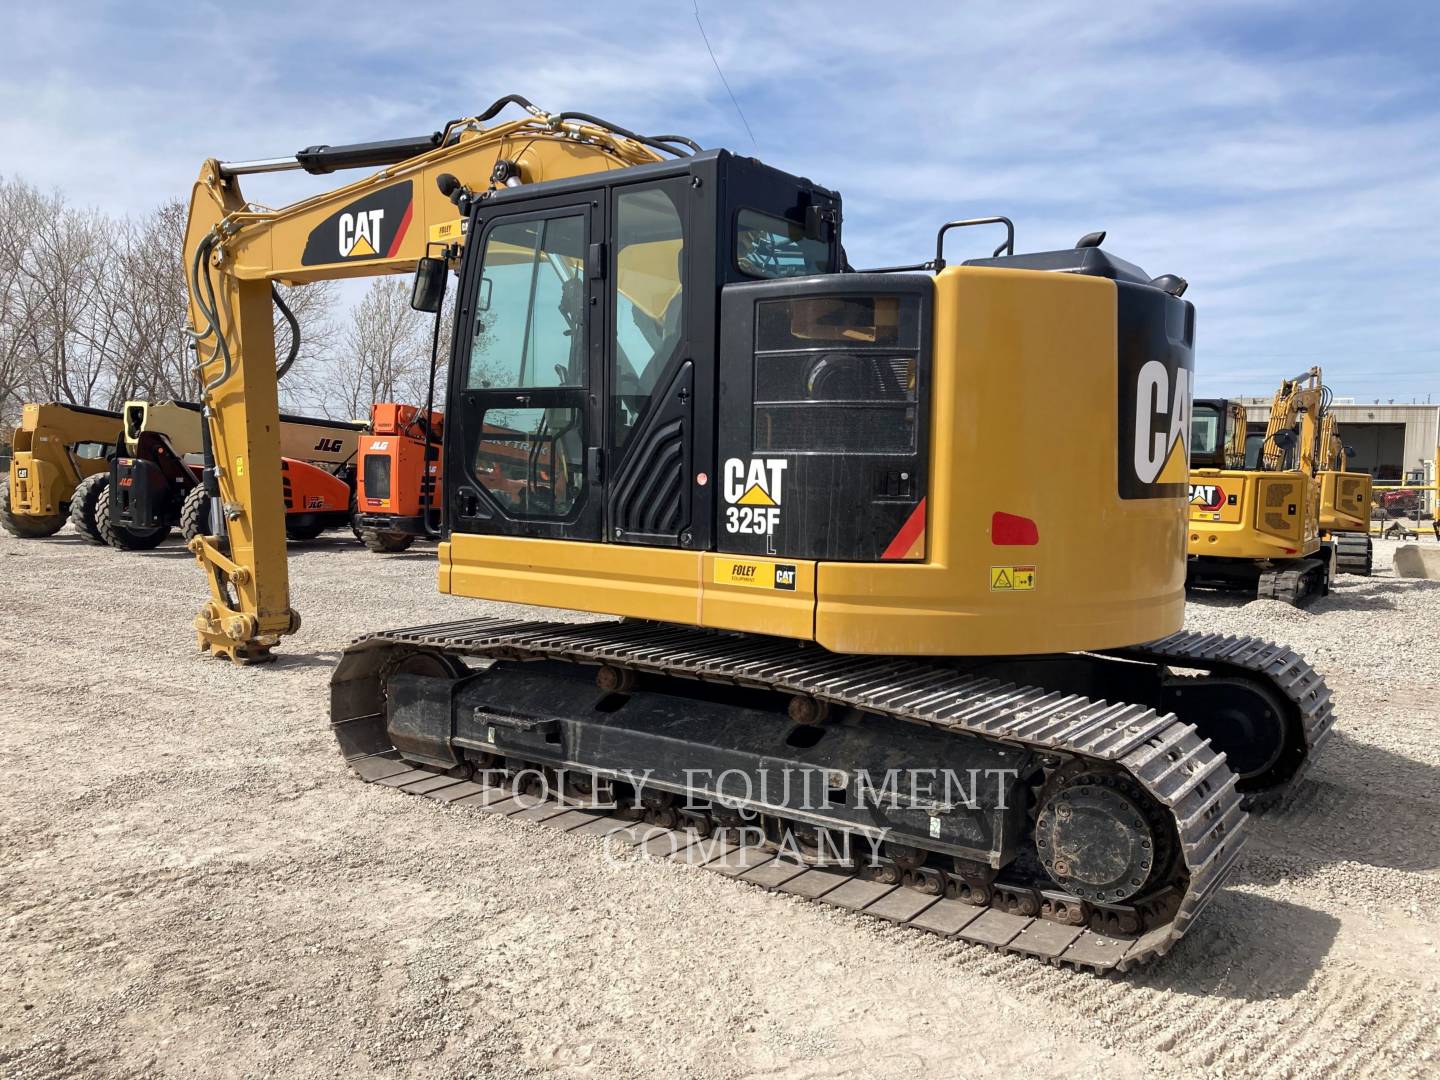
[3,0,1436,400]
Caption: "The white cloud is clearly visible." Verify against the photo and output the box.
[1,0,1435,397]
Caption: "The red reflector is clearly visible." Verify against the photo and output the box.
[991,511,1038,546]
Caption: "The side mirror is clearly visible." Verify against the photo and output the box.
[410,256,447,313]
[1272,429,1297,451]
[803,204,834,243]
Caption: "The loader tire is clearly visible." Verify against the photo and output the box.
[180,484,213,543]
[67,473,110,545]
[348,488,364,544]
[95,482,171,551]
[285,517,327,541]
[0,479,65,538]
[360,529,414,553]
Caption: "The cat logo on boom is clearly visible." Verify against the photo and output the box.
[301,181,415,266]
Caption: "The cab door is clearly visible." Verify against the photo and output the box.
[447,194,605,540]
[604,176,702,548]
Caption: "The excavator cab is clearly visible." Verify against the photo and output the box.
[434,149,1197,655]
[443,152,841,552]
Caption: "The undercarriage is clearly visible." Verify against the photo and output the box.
[1186,553,1332,606]
[330,619,1332,970]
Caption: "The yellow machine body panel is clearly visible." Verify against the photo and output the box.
[120,401,206,458]
[1187,468,1321,560]
[440,539,819,641]
[7,402,121,516]
[442,266,1190,657]
[1319,469,1372,535]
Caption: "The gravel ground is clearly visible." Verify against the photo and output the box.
[2,530,1438,1079]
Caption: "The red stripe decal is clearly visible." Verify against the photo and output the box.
[385,200,414,258]
[881,497,927,560]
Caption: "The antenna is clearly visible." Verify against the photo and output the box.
[693,1,759,152]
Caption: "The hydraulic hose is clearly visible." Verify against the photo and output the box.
[554,111,701,156]
[272,286,301,382]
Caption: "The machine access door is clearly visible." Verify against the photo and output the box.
[448,194,605,541]
[604,176,703,548]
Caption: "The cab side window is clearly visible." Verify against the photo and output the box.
[611,185,685,449]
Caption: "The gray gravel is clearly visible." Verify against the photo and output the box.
[1,530,1437,1078]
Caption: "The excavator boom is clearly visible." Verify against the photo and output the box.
[185,100,668,660]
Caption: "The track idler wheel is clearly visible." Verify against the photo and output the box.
[1034,763,1175,904]
[1165,675,1293,791]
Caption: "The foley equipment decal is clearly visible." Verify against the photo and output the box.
[301,181,415,266]
[714,558,798,591]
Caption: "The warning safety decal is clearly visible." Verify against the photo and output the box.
[990,565,1036,591]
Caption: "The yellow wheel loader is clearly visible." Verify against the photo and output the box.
[1317,411,1373,575]
[179,95,1336,971]
[2,402,120,538]
[1187,370,1332,604]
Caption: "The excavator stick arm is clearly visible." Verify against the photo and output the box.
[184,104,669,662]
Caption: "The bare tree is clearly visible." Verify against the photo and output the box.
[0,177,46,426]
[0,174,392,432]
[0,179,116,413]
[318,278,451,420]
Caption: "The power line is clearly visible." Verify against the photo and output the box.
[693,1,758,152]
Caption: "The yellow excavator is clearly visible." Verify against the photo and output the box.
[1317,411,1374,575]
[182,95,1334,971]
[1187,369,1332,603]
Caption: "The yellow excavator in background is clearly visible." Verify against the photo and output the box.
[1,400,204,543]
[1317,410,1373,575]
[1187,368,1332,603]
[181,95,1336,971]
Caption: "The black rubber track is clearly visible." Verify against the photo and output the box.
[332,618,1251,972]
